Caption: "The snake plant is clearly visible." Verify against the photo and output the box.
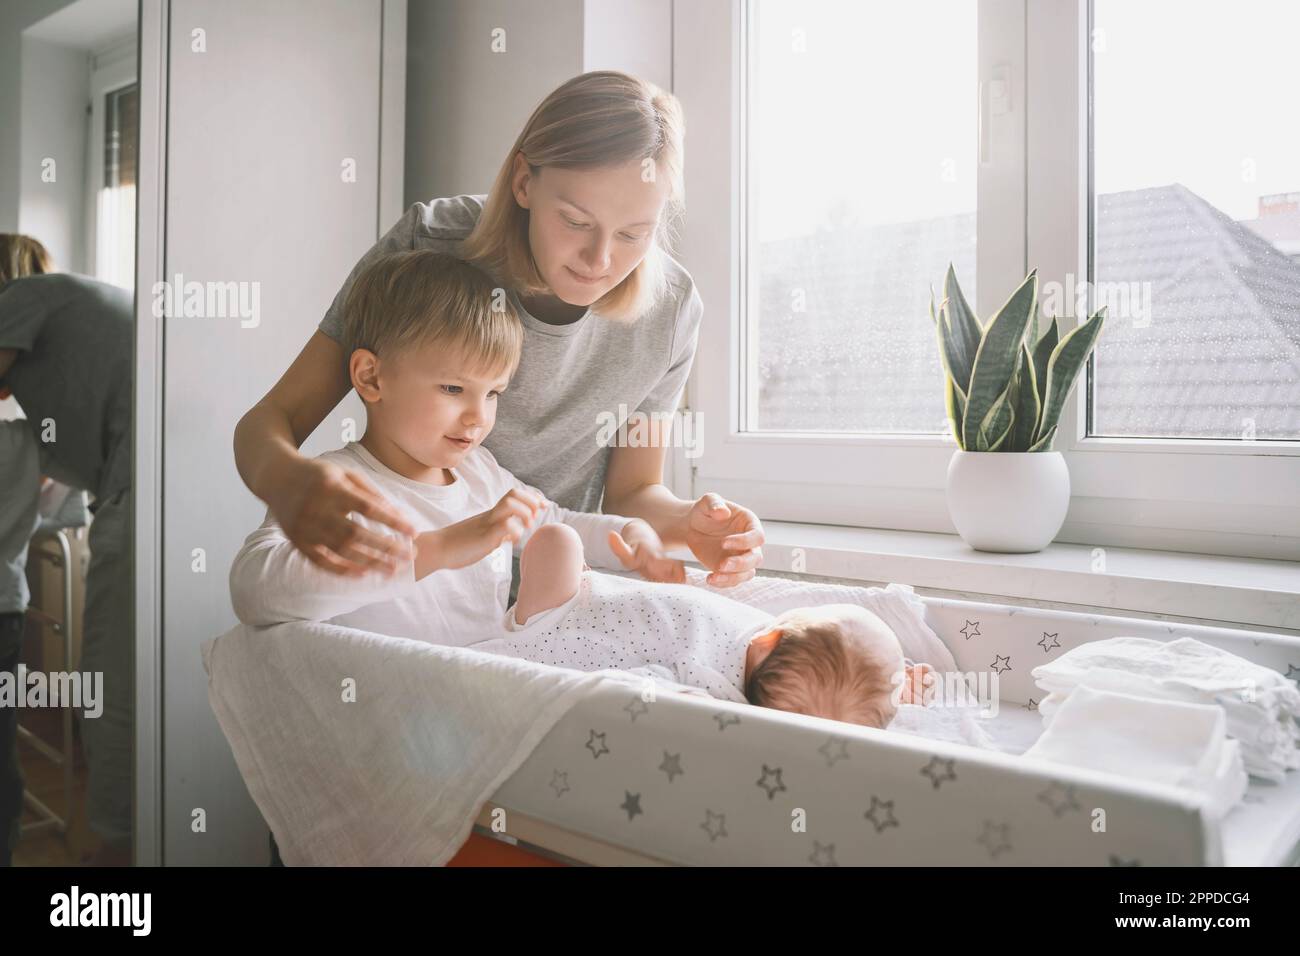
[929,265,1105,451]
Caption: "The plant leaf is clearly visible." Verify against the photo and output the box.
[977,382,1015,451]
[1010,342,1041,451]
[1027,425,1058,451]
[961,270,1038,451]
[1032,315,1058,408]
[943,372,966,448]
[941,264,981,392]
[1036,307,1107,444]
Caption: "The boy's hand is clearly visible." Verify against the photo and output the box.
[417,488,543,577]
[609,519,686,584]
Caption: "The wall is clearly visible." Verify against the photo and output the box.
[160,0,395,864]
[17,35,88,272]
[403,0,672,205]
[0,0,81,234]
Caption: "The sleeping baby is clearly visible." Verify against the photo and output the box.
[470,524,933,729]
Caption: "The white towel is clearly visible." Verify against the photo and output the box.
[1032,636,1300,782]
[1024,685,1249,818]
[202,619,646,866]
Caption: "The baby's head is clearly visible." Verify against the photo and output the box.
[743,604,925,729]
[341,250,524,467]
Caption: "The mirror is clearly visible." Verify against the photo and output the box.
[0,0,139,867]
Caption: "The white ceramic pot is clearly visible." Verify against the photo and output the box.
[946,451,1070,553]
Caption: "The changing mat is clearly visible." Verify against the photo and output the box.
[202,567,958,865]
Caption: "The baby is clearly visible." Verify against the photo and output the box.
[471,523,933,728]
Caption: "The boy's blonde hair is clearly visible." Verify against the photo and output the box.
[745,620,900,729]
[341,250,524,380]
[0,233,52,285]
[461,70,685,323]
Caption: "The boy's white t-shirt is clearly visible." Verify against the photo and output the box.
[228,442,633,645]
[470,570,777,702]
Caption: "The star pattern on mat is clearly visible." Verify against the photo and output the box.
[620,791,643,821]
[864,796,899,833]
[659,751,684,783]
[624,697,650,722]
[1038,632,1060,653]
[808,841,838,867]
[756,764,787,800]
[975,820,1012,858]
[549,770,570,798]
[818,737,849,768]
[1037,781,1082,816]
[585,730,610,759]
[701,809,728,841]
[714,712,741,731]
[960,620,981,640]
[991,654,1012,674]
[920,756,957,789]
[1023,698,1038,711]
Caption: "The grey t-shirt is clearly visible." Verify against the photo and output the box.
[317,195,704,515]
[0,273,133,502]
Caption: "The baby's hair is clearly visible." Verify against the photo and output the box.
[744,619,899,728]
[341,250,524,380]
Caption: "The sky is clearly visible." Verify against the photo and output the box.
[751,0,1300,240]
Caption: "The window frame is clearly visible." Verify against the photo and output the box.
[672,0,1300,560]
[85,34,138,287]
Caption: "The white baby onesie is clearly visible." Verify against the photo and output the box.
[469,570,778,702]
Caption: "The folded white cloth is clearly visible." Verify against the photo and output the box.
[1024,685,1249,818]
[1032,636,1300,782]
[674,567,958,673]
[888,702,998,750]
[202,619,648,866]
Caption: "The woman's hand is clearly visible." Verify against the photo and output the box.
[417,488,543,577]
[685,493,764,587]
[273,457,417,576]
[609,519,686,584]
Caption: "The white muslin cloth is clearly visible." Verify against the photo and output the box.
[1032,636,1300,782]
[888,702,999,750]
[1024,684,1248,817]
[201,619,647,866]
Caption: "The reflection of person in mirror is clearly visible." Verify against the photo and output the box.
[0,234,135,866]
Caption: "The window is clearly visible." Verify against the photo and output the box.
[97,82,139,291]
[1090,0,1300,441]
[86,39,138,291]
[746,0,977,435]
[674,0,1299,559]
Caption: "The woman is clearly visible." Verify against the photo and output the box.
[234,71,764,596]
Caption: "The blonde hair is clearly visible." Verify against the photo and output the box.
[745,620,900,729]
[341,250,524,380]
[461,70,685,323]
[0,234,52,284]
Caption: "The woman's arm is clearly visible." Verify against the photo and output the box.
[602,424,765,587]
[233,330,415,574]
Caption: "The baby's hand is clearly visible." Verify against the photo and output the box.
[609,519,686,584]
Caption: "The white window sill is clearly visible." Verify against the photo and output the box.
[677,522,1300,634]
